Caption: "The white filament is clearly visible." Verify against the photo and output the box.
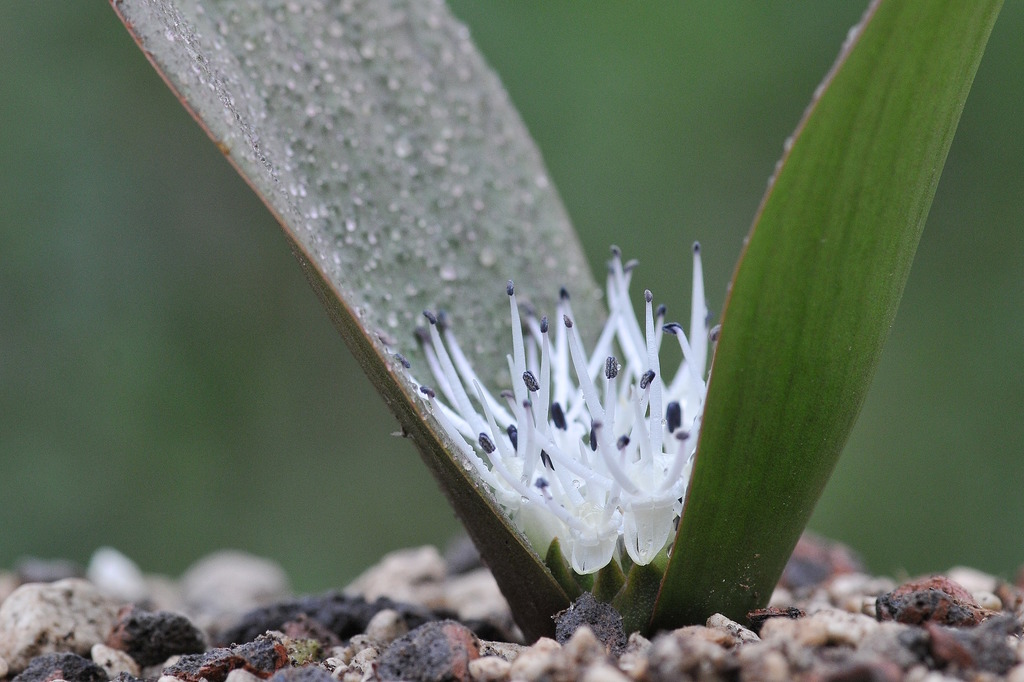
[415,246,711,574]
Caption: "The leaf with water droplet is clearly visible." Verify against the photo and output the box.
[110,0,601,639]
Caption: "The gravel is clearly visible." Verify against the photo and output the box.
[0,539,1021,681]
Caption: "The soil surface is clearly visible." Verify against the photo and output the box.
[1,535,1022,681]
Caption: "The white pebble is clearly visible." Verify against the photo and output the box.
[180,550,290,616]
[946,566,997,593]
[364,608,407,645]
[224,669,263,682]
[0,578,121,673]
[580,662,630,682]
[468,655,511,681]
[87,547,148,602]
[91,643,140,678]
[973,590,1002,610]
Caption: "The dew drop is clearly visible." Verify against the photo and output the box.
[478,248,497,268]
[394,137,412,159]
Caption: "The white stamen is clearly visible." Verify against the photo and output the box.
[412,247,711,574]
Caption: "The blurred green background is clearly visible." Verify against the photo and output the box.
[2,3,1021,591]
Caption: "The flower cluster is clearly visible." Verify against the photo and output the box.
[415,245,712,574]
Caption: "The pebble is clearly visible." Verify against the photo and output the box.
[554,593,626,656]
[1007,663,1024,682]
[341,646,379,682]
[0,578,122,672]
[377,620,480,682]
[974,590,1003,610]
[706,613,760,645]
[876,575,987,626]
[946,566,998,594]
[467,655,510,681]
[363,608,408,645]
[106,605,207,666]
[10,652,106,682]
[90,643,140,678]
[443,568,510,623]
[345,546,446,606]
[761,609,879,648]
[224,669,263,682]
[508,637,561,681]
[736,645,790,682]
[580,661,630,682]
[647,627,729,678]
[87,547,148,603]
[477,640,525,662]
[562,626,608,667]
[180,550,291,620]
[827,572,897,603]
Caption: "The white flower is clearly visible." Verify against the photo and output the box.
[415,245,712,574]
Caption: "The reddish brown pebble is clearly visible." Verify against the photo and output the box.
[10,653,105,682]
[995,581,1024,613]
[747,606,804,635]
[377,620,480,682]
[107,605,206,666]
[875,575,986,626]
[779,531,864,590]
[162,633,291,682]
[925,614,1021,674]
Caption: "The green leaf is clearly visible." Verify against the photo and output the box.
[109,0,604,639]
[652,0,1002,630]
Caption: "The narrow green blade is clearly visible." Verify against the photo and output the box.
[110,0,602,638]
[653,0,1002,629]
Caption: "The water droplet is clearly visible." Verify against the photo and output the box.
[394,137,412,159]
[478,248,496,268]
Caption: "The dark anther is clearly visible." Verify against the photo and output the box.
[644,289,653,303]
[394,353,411,369]
[656,304,667,319]
[610,245,621,258]
[623,258,639,273]
[563,315,573,328]
[640,369,656,390]
[506,425,518,451]
[605,356,619,380]
[507,280,515,296]
[666,401,682,433]
[535,477,549,490]
[617,435,630,450]
[663,322,683,335]
[540,316,549,334]
[550,402,567,430]
[436,309,449,331]
[693,241,701,254]
[500,389,515,400]
[540,450,554,470]
[414,326,430,344]
[523,370,540,392]
[675,430,691,441]
[559,286,570,301]
[419,386,436,398]
[589,424,598,451]
[478,433,496,454]
[709,324,722,342]
[422,310,437,325]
